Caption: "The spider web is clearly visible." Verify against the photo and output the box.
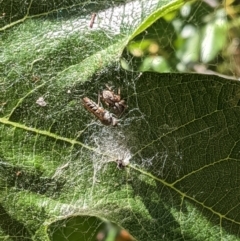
[1,0,240,241]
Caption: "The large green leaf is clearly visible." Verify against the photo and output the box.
[1,0,240,241]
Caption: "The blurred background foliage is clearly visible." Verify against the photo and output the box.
[1,0,240,240]
[121,0,240,79]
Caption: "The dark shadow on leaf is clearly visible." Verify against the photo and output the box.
[0,204,31,241]
[130,174,223,241]
[0,160,65,197]
[129,173,183,240]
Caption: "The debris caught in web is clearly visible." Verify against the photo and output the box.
[36,97,47,107]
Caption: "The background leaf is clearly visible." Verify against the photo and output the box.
[1,0,240,241]
[123,0,240,78]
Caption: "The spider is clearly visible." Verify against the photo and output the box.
[100,85,127,116]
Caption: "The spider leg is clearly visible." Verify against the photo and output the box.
[98,92,101,106]
[105,84,112,91]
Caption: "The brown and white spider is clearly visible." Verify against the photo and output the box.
[100,85,127,116]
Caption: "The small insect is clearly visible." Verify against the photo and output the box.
[16,171,22,177]
[116,159,125,169]
[89,13,96,28]
[100,85,127,116]
[82,97,118,126]
[31,75,40,82]
[116,158,130,169]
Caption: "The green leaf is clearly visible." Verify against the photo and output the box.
[200,9,228,63]
[1,1,240,241]
[122,0,235,78]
